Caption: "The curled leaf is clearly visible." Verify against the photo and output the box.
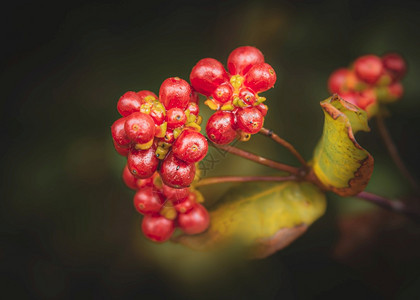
[174,181,326,258]
[311,94,374,196]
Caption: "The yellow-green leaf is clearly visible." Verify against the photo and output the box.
[174,181,326,258]
[311,94,374,196]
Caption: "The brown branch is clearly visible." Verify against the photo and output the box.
[195,175,296,187]
[209,141,301,176]
[376,113,420,194]
[259,127,308,167]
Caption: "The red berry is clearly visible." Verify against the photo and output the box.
[236,107,264,134]
[124,112,155,144]
[133,187,163,214]
[244,63,276,93]
[163,129,175,144]
[172,130,208,163]
[328,68,349,93]
[137,90,158,101]
[206,111,237,145]
[122,165,138,190]
[212,83,233,103]
[162,183,190,203]
[113,140,129,156]
[190,58,229,96]
[338,91,359,107]
[190,90,199,104]
[159,77,191,110]
[111,117,131,147]
[141,214,175,242]
[227,46,265,75]
[255,103,268,117]
[357,89,377,110]
[382,53,406,80]
[166,108,187,129]
[137,177,154,189]
[354,55,384,84]
[186,102,199,116]
[239,87,257,105]
[159,152,196,188]
[173,192,196,213]
[177,203,210,235]
[150,108,165,125]
[388,82,404,99]
[127,147,159,179]
[117,91,142,117]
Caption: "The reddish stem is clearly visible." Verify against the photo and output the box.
[195,175,296,187]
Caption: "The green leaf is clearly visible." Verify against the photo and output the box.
[174,181,326,258]
[311,94,374,196]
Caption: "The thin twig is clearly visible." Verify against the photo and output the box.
[195,175,296,187]
[259,127,308,167]
[376,113,420,194]
[208,141,301,176]
[356,191,420,221]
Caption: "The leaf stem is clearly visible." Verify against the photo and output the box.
[376,113,420,194]
[208,141,301,176]
[259,127,308,167]
[195,175,297,187]
[356,191,420,221]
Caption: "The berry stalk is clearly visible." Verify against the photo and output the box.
[259,127,308,167]
[195,175,297,187]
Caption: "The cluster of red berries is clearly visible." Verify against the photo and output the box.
[111,77,210,242]
[328,53,406,115]
[121,166,209,242]
[190,46,277,144]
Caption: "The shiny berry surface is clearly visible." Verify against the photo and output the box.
[122,165,138,190]
[212,83,233,103]
[244,63,276,93]
[137,90,157,101]
[172,130,208,163]
[159,77,191,110]
[124,112,155,144]
[173,193,196,213]
[227,46,265,75]
[141,214,175,243]
[162,183,190,203]
[177,203,210,235]
[166,108,187,129]
[186,102,199,116]
[206,111,237,145]
[127,147,159,179]
[354,55,384,84]
[111,117,130,147]
[190,58,229,96]
[236,107,264,134]
[159,152,196,188]
[117,91,142,117]
[133,187,163,214]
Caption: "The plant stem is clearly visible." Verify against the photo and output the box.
[259,127,308,167]
[356,191,420,221]
[376,113,420,194]
[195,175,296,187]
[208,142,301,176]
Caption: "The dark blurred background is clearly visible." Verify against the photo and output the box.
[1,0,420,298]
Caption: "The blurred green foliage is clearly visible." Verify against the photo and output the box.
[1,0,420,298]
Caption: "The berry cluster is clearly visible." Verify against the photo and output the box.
[111,77,208,188]
[111,77,210,242]
[190,46,277,144]
[122,166,210,242]
[328,53,406,115]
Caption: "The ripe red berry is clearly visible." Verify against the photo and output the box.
[124,112,155,144]
[137,90,158,101]
[163,129,175,144]
[141,214,175,242]
[159,77,191,110]
[206,111,237,145]
[122,165,139,190]
[173,192,196,213]
[354,55,384,84]
[255,103,268,117]
[137,177,154,189]
[236,107,264,134]
[338,91,359,107]
[177,203,210,235]
[186,102,199,116]
[166,108,187,129]
[117,91,142,117]
[111,117,131,148]
[190,58,229,96]
[172,130,208,163]
[239,87,257,105]
[190,90,199,104]
[212,83,234,103]
[127,147,159,179]
[162,183,190,203]
[113,140,129,156]
[328,68,349,93]
[382,53,406,80]
[227,46,265,75]
[388,82,404,99]
[357,89,377,110]
[133,187,163,214]
[244,63,276,93]
[159,152,196,188]
[150,108,165,125]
